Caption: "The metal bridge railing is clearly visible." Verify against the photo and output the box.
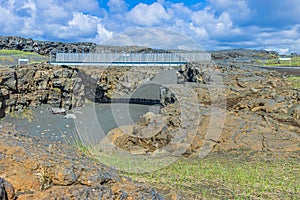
[50,51,211,66]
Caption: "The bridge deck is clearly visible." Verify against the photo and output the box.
[49,61,189,66]
[49,52,211,66]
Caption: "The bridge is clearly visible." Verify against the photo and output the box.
[49,50,211,106]
[49,50,211,66]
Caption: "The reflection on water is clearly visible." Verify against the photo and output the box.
[4,103,160,142]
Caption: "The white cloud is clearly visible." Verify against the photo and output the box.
[0,0,106,41]
[278,48,289,55]
[39,4,70,24]
[168,3,192,20]
[254,25,300,53]
[189,24,209,39]
[0,0,41,37]
[95,23,113,43]
[102,28,204,50]
[19,0,43,37]
[217,24,300,53]
[209,0,252,22]
[127,2,171,26]
[191,7,241,40]
[1,0,300,52]
[108,0,127,13]
[68,12,100,34]
[62,0,100,13]
[47,12,101,40]
[247,0,300,27]
[0,7,15,31]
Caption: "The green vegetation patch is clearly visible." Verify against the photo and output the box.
[9,108,34,122]
[71,138,299,200]
[264,56,300,66]
[0,49,48,65]
[65,135,175,173]
[125,156,299,199]
[0,49,38,56]
[286,76,300,89]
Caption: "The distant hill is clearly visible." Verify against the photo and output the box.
[0,36,97,55]
[0,36,156,56]
[210,49,279,60]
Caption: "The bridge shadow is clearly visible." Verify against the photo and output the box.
[94,82,163,106]
[94,97,162,106]
[85,69,178,107]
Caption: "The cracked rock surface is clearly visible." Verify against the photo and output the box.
[105,63,300,158]
[0,123,162,200]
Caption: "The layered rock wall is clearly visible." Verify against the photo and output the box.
[0,64,181,117]
[0,64,103,116]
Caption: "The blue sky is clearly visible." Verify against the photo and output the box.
[0,0,300,53]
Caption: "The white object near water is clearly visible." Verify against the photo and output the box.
[278,57,292,65]
[50,107,66,114]
[279,57,291,61]
[64,113,76,119]
[18,58,29,65]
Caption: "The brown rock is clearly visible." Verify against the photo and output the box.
[129,146,147,155]
[0,123,163,199]
[293,105,300,119]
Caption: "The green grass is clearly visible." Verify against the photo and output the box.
[263,56,300,66]
[0,49,48,65]
[0,49,38,55]
[91,149,177,173]
[286,76,300,89]
[61,128,94,157]
[65,135,177,173]
[70,137,299,199]
[125,156,299,199]
[254,53,278,60]
[9,108,34,122]
[72,139,93,156]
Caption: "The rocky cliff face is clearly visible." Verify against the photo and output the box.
[0,64,125,116]
[0,65,83,115]
[103,64,300,158]
[0,64,183,117]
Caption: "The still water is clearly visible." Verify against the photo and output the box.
[4,103,160,142]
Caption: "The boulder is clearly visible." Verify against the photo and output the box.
[160,87,176,105]
[0,178,15,200]
[64,113,76,119]
[0,70,17,92]
[51,107,66,114]
[293,105,300,119]
[133,112,167,138]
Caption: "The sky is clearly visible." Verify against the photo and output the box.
[0,0,300,53]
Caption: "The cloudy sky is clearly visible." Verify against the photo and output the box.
[0,0,300,53]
